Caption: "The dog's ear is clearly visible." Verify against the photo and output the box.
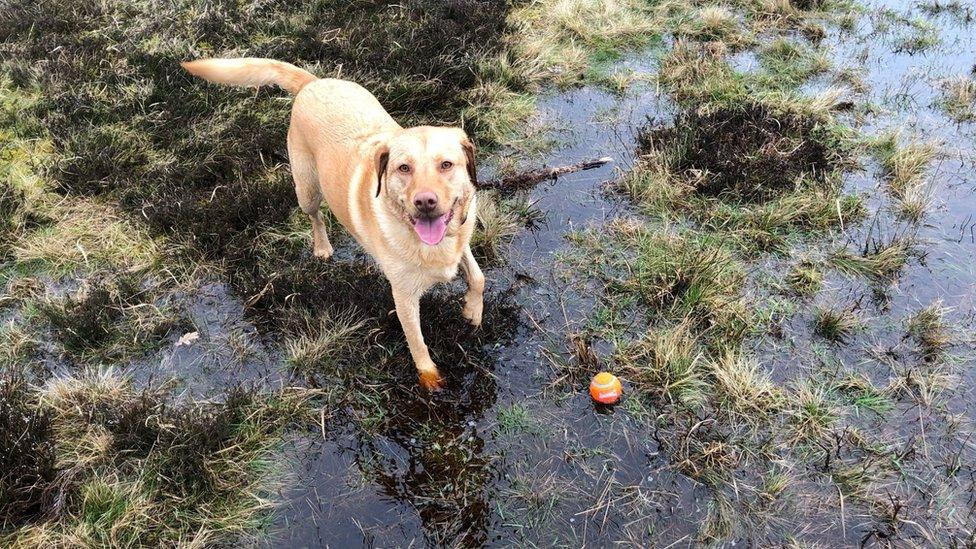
[375,145,390,198]
[461,136,477,187]
[459,135,477,225]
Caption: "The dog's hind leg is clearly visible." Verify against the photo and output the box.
[288,135,333,259]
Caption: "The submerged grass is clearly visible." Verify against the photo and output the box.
[786,258,824,296]
[37,272,187,363]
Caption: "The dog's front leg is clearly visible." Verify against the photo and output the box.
[460,245,484,327]
[392,287,442,391]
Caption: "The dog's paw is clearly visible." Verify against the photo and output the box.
[462,297,483,327]
[313,244,334,260]
[418,369,444,392]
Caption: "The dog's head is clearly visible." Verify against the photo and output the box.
[374,126,477,246]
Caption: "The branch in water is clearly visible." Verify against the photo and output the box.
[477,156,614,193]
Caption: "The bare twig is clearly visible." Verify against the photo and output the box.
[477,156,614,193]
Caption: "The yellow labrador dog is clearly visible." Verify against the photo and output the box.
[182,58,483,391]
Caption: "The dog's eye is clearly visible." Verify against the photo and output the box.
[440,160,453,170]
[397,164,411,174]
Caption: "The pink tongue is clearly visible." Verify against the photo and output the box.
[414,214,449,245]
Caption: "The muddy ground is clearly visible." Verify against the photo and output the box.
[2,0,976,547]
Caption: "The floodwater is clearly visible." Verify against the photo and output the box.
[162,1,975,546]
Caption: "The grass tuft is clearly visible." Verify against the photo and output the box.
[812,305,862,342]
[786,258,824,296]
[869,131,938,203]
[597,221,747,340]
[471,191,523,264]
[615,319,708,406]
[938,75,976,123]
[284,308,369,377]
[710,352,784,423]
[828,239,912,281]
[789,380,837,441]
[906,301,951,358]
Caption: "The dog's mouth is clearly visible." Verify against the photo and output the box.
[410,208,454,246]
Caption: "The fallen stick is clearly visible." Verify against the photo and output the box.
[477,156,614,193]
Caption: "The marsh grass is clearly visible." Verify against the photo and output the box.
[906,301,952,358]
[919,0,975,22]
[710,352,784,424]
[891,16,940,54]
[645,44,854,206]
[496,403,537,436]
[509,0,663,88]
[697,189,864,253]
[786,258,824,296]
[574,1,974,544]
[938,75,976,123]
[789,380,838,442]
[498,470,565,531]
[828,238,913,281]
[0,367,55,530]
[590,221,747,342]
[284,308,370,377]
[1,368,311,546]
[868,131,939,210]
[471,191,524,264]
[675,5,753,49]
[812,305,863,342]
[625,100,859,253]
[756,38,831,90]
[835,374,892,414]
[615,319,708,406]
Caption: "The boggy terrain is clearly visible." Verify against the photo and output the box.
[2,0,975,546]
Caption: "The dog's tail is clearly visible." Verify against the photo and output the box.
[181,58,317,95]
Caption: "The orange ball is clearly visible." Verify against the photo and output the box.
[589,372,622,404]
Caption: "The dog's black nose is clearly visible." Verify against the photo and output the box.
[413,191,438,214]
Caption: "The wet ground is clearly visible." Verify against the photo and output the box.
[85,1,976,545]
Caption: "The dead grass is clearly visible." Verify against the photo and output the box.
[676,5,753,49]
[14,200,165,275]
[710,352,784,424]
